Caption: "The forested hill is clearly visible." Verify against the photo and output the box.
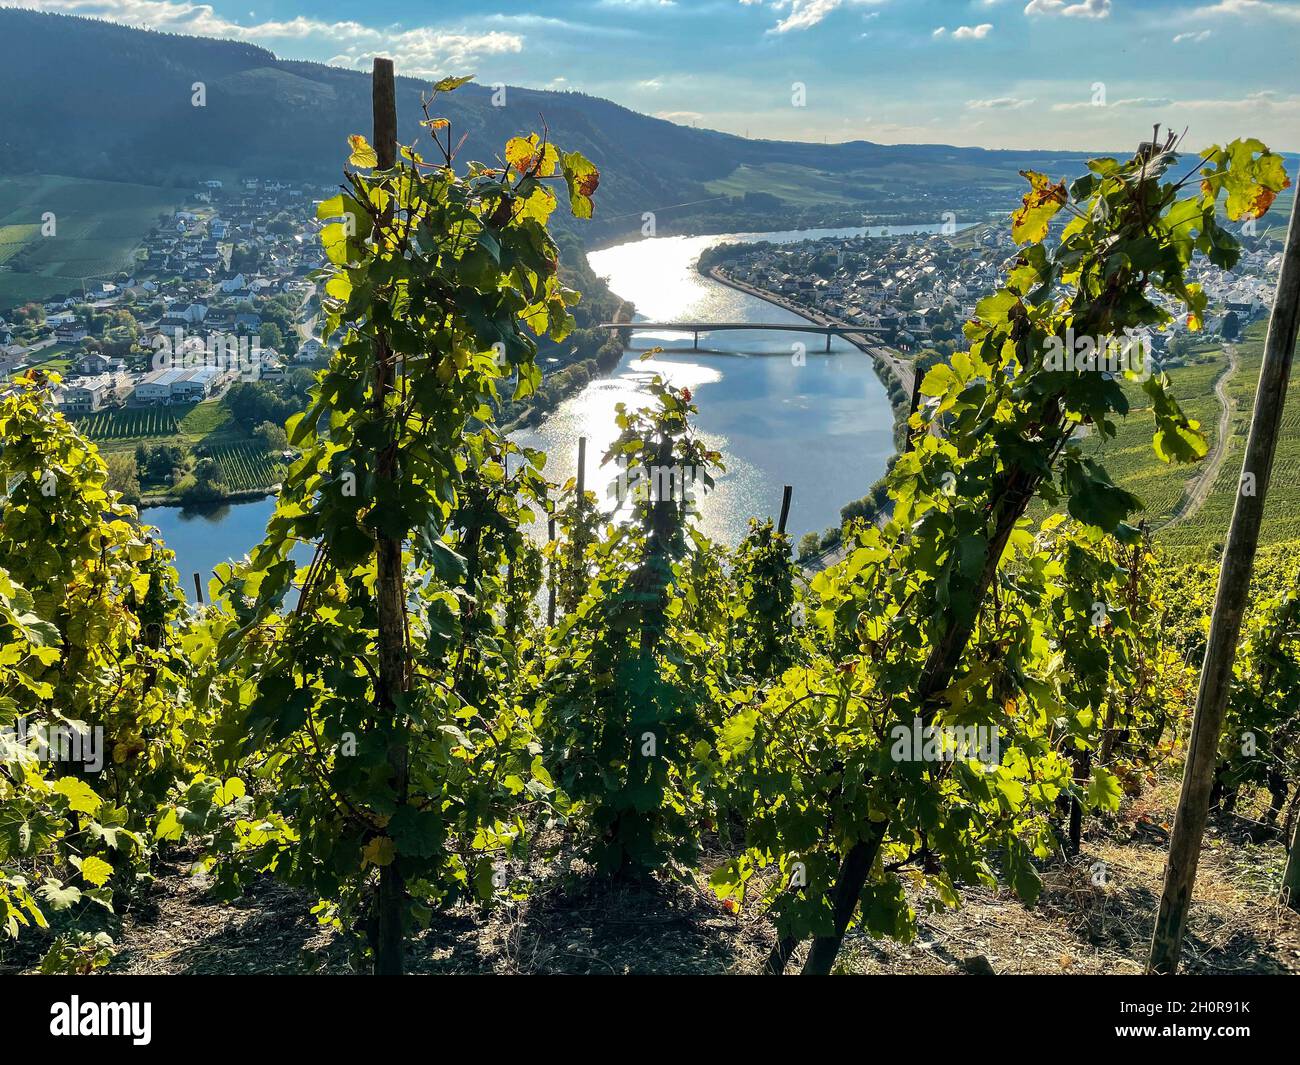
[0,9,1094,236]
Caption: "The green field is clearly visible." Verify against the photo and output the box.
[1158,322,1300,554]
[704,160,1028,208]
[1084,341,1225,526]
[83,399,238,456]
[0,174,186,310]
[1080,321,1300,560]
[705,163,876,206]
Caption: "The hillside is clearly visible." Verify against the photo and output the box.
[0,10,1100,241]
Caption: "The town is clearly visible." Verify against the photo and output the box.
[704,221,1282,368]
[0,176,335,413]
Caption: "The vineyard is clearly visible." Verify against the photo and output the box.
[1,75,1300,1003]
[75,405,180,440]
[207,441,286,492]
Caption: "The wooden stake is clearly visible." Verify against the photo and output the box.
[192,572,204,604]
[576,436,587,498]
[1148,197,1300,974]
[1282,814,1300,912]
[777,484,793,534]
[372,57,397,170]
[369,55,408,977]
[547,515,557,628]
[904,367,924,453]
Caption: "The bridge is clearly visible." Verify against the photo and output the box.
[598,320,881,353]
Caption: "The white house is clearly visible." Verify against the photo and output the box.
[60,375,117,413]
[79,352,125,375]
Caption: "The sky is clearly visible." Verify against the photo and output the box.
[6,0,1299,152]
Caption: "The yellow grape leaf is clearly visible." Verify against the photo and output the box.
[362,836,395,867]
[505,134,559,177]
[78,855,113,887]
[505,136,535,173]
[52,776,101,815]
[1011,170,1067,245]
[561,151,600,219]
[348,134,379,169]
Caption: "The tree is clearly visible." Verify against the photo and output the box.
[253,420,289,452]
[541,380,721,878]
[1151,166,1299,972]
[104,450,141,504]
[259,322,284,352]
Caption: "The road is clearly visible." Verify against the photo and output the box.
[1157,344,1239,534]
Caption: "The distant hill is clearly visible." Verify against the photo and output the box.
[0,10,1108,239]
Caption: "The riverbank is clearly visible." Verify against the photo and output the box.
[139,486,276,510]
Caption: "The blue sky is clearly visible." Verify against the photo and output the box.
[8,0,1299,151]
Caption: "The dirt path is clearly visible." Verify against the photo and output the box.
[1158,344,1239,533]
[23,787,1296,975]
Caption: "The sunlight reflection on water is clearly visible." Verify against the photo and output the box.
[512,228,905,545]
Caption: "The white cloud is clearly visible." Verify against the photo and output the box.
[1024,0,1111,18]
[1175,90,1300,111]
[0,0,524,76]
[934,24,995,39]
[655,110,705,124]
[1191,0,1300,20]
[772,0,844,32]
[966,96,1035,109]
[1172,29,1212,42]
[1052,96,1173,110]
[765,0,887,34]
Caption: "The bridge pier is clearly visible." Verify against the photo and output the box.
[825,332,832,353]
[693,330,699,350]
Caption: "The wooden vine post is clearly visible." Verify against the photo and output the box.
[1283,808,1300,911]
[1148,195,1300,973]
[369,56,410,977]
[777,484,793,534]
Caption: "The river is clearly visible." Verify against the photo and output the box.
[146,223,952,590]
